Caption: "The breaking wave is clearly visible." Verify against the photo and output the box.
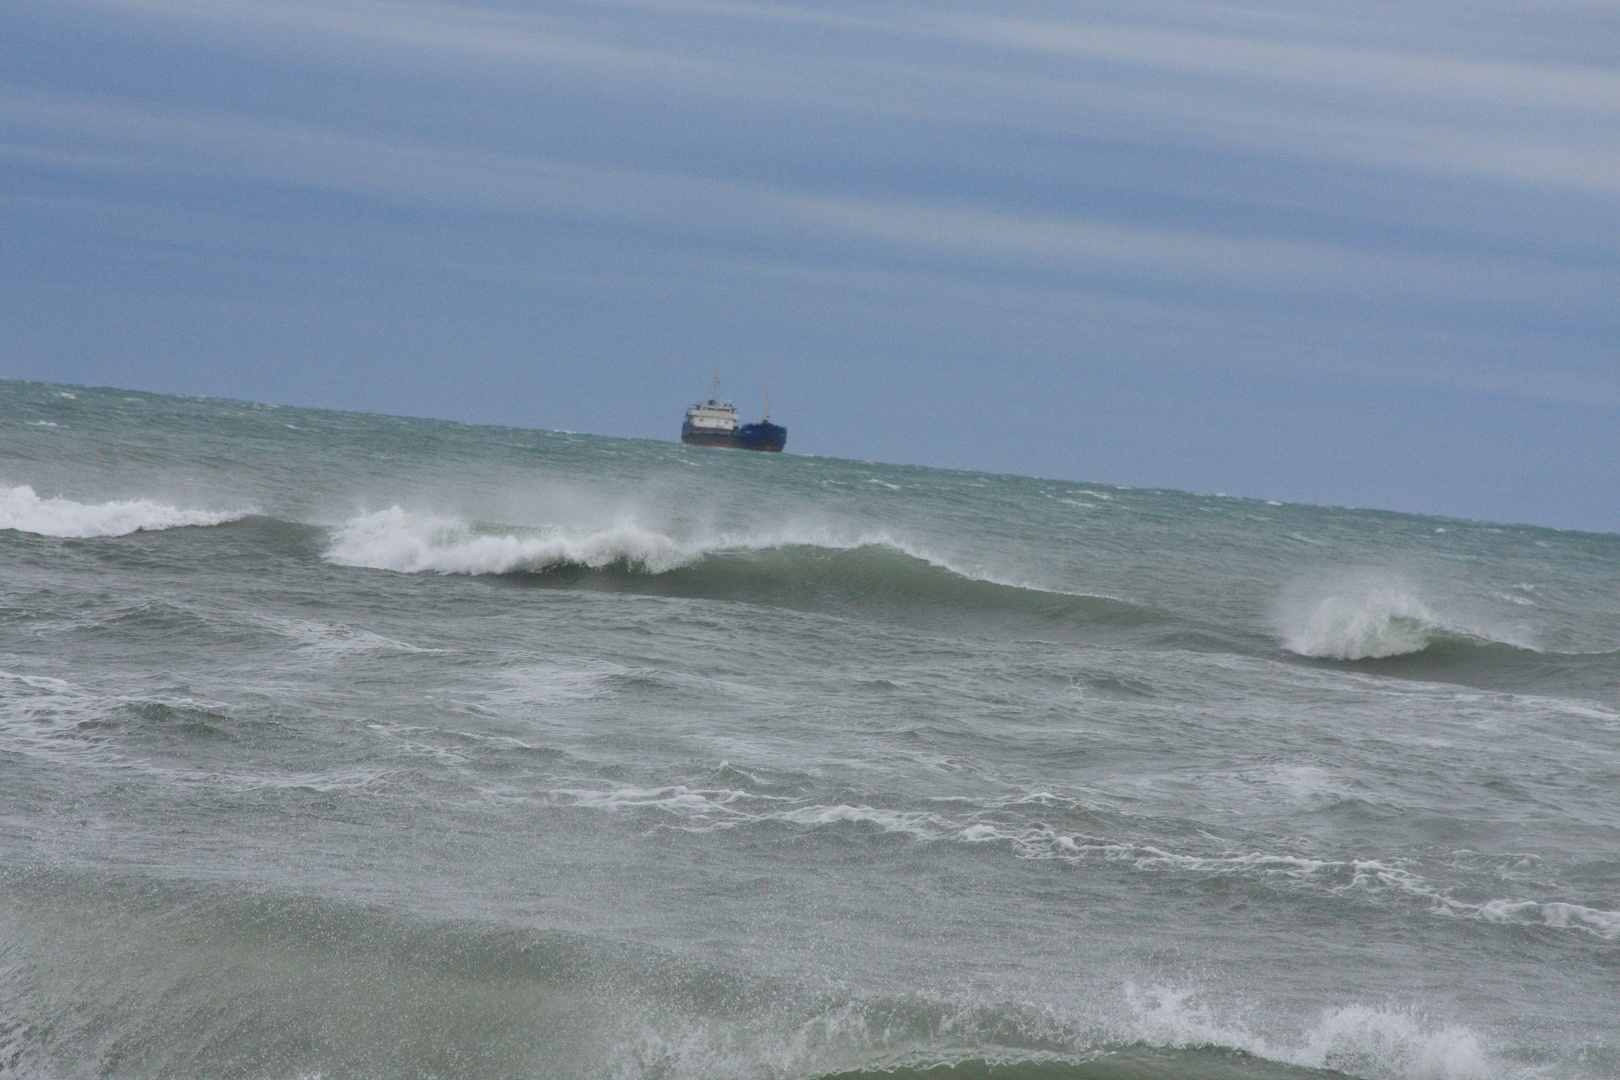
[0,871,1503,1080]
[321,506,1019,582]
[325,506,713,575]
[321,507,1160,625]
[0,484,246,538]
[1275,575,1532,661]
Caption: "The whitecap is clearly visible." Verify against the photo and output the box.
[0,485,247,538]
[252,614,442,656]
[1122,986,1492,1080]
[324,507,702,575]
[1279,581,1438,659]
[320,506,1040,592]
[1274,572,1537,660]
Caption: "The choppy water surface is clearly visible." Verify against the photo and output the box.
[2,380,1617,1080]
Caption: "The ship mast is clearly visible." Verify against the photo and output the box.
[763,388,770,421]
[711,371,720,404]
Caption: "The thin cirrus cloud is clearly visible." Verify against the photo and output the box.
[1,0,1617,526]
[6,88,1610,327]
[943,13,1620,193]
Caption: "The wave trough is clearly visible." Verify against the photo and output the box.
[6,383,1619,1080]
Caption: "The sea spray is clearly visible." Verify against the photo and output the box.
[0,484,246,538]
[1274,572,1440,658]
[325,506,703,574]
[3,381,1617,1080]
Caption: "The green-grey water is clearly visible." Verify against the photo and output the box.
[2,379,1617,1080]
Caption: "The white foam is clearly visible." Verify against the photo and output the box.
[322,506,1028,588]
[252,614,442,656]
[1123,986,1493,1080]
[550,779,1619,941]
[1280,581,1438,659]
[0,669,392,792]
[326,507,723,575]
[1010,830,1620,941]
[1275,573,1538,660]
[0,485,246,538]
[1257,764,1344,804]
[590,979,1499,1080]
[549,783,951,839]
[1463,898,1620,939]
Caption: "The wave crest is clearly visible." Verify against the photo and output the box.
[0,484,246,538]
[318,508,1163,636]
[1283,587,1438,660]
[1,871,1514,1080]
[325,506,702,575]
[323,507,1007,584]
[1274,574,1535,661]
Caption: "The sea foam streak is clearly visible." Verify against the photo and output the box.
[0,484,245,538]
[549,782,1620,940]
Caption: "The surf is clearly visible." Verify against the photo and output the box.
[320,506,1168,629]
[0,484,248,538]
[0,869,1501,1080]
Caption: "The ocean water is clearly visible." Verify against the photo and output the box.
[2,379,1617,1080]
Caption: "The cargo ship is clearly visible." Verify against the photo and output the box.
[681,379,786,452]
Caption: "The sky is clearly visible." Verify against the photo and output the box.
[2,0,1617,531]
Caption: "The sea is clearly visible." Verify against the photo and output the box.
[2,378,1616,1080]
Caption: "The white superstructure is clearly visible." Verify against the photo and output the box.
[682,375,740,438]
[683,399,739,433]
[679,373,787,450]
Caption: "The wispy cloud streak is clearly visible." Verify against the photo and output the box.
[2,0,1617,525]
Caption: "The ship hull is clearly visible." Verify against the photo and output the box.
[680,422,787,452]
[733,422,787,452]
[680,428,737,448]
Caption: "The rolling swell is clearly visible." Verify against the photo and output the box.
[0,870,1490,1080]
[520,543,1159,629]
[320,506,1200,643]
[1330,637,1620,704]
[1273,575,1620,700]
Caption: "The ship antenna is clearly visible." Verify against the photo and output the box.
[764,388,770,421]
[712,370,720,404]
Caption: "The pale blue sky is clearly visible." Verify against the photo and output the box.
[3,0,1617,529]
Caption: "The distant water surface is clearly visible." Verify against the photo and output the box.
[2,380,1617,1080]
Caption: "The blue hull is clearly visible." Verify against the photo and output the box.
[681,421,786,452]
[733,422,787,452]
